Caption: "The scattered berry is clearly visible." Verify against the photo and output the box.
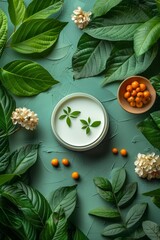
[71,171,80,180]
[62,158,70,166]
[120,149,128,157]
[112,148,118,154]
[51,158,59,167]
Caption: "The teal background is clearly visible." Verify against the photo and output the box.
[1,0,160,239]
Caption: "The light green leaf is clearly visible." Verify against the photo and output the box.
[25,0,64,20]
[86,127,90,135]
[142,221,160,240]
[134,16,160,56]
[91,121,101,127]
[89,207,120,219]
[66,117,71,127]
[70,111,81,118]
[102,43,157,85]
[0,60,58,96]
[49,185,77,218]
[72,33,112,79]
[0,174,18,186]
[11,19,67,55]
[111,168,126,194]
[92,0,123,17]
[117,182,137,208]
[150,74,160,96]
[80,119,88,125]
[102,223,126,237]
[0,9,7,53]
[5,144,38,175]
[93,176,112,191]
[125,203,147,229]
[8,0,26,26]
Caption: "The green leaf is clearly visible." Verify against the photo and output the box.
[0,60,58,96]
[5,144,38,175]
[72,33,112,79]
[111,168,126,194]
[93,177,112,191]
[92,0,123,17]
[0,9,7,54]
[142,221,160,240]
[0,174,18,186]
[80,119,88,125]
[86,127,90,135]
[150,74,160,96]
[49,185,77,218]
[89,207,120,219]
[102,223,126,237]
[134,16,160,56]
[137,114,160,150]
[102,43,157,85]
[66,117,71,127]
[125,203,147,229]
[91,121,101,127]
[70,111,81,118]
[97,188,115,203]
[117,182,137,208]
[152,196,160,208]
[0,145,10,172]
[156,0,160,12]
[8,0,26,26]
[59,114,66,119]
[150,111,160,129]
[11,19,67,55]
[25,0,64,20]
[67,106,71,113]
[73,228,89,240]
[143,188,160,197]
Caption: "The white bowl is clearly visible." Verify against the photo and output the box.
[51,93,109,151]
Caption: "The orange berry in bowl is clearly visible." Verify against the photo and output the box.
[124,91,130,99]
[136,101,143,108]
[143,90,150,98]
[127,96,134,103]
[139,83,147,91]
[131,90,137,97]
[131,81,139,89]
[126,85,132,92]
[130,101,136,107]
[137,92,144,98]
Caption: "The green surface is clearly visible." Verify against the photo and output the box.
[1,0,160,239]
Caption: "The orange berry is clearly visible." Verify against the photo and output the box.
[136,101,143,108]
[131,81,139,89]
[143,90,150,98]
[51,158,59,167]
[142,97,150,104]
[139,83,147,91]
[137,92,144,98]
[127,96,134,102]
[124,91,130,99]
[112,148,118,154]
[62,158,70,166]
[130,101,136,107]
[120,149,127,156]
[136,87,141,93]
[71,172,80,180]
[131,90,137,97]
[126,85,132,92]
[135,97,142,103]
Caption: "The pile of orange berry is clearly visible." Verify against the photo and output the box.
[124,80,151,108]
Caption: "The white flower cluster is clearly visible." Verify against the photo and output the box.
[71,6,92,29]
[11,107,38,131]
[134,153,160,180]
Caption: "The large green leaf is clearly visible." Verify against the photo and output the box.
[89,207,120,219]
[5,144,38,175]
[150,74,160,96]
[84,4,149,41]
[142,221,160,240]
[156,0,160,13]
[102,43,157,85]
[134,16,160,56]
[93,176,112,191]
[92,0,123,17]
[102,223,126,237]
[0,141,10,172]
[0,9,7,53]
[0,174,19,186]
[49,185,77,218]
[8,0,26,26]
[73,228,89,240]
[150,111,160,129]
[143,188,160,197]
[72,33,112,79]
[117,182,137,208]
[125,203,147,229]
[0,60,58,96]
[137,114,160,150]
[11,19,67,55]
[111,168,126,194]
[25,0,64,20]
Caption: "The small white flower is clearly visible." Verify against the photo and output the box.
[11,107,39,131]
[71,6,92,29]
[134,153,160,180]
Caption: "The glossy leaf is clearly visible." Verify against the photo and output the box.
[25,0,64,20]
[49,185,77,218]
[111,168,126,194]
[89,207,120,219]
[8,0,26,26]
[97,188,115,203]
[150,111,160,129]
[11,19,67,55]
[117,182,137,208]
[92,0,123,17]
[0,142,10,172]
[5,144,38,175]
[134,16,160,56]
[72,33,112,79]
[0,174,18,186]
[142,221,160,240]
[0,60,58,96]
[150,74,160,96]
[0,9,7,53]
[125,203,147,228]
[93,176,112,191]
[102,223,126,237]
[84,5,149,41]
[102,43,157,85]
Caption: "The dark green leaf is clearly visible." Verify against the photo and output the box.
[0,149,10,172]
[70,111,81,118]
[0,9,7,54]
[59,114,66,119]
[8,0,26,26]
[91,121,101,127]
[66,117,71,127]
[67,106,71,113]
[92,0,123,17]
[89,207,120,219]
[5,144,38,175]
[0,60,58,96]
[152,196,160,208]
[156,0,160,12]
[125,203,147,229]
[150,74,160,96]
[93,177,112,191]
[0,174,19,186]
[72,33,112,79]
[134,16,160,56]
[97,188,115,203]
[150,111,160,129]
[73,228,89,240]
[25,0,64,20]
[117,182,137,208]
[88,117,91,124]
[142,221,160,240]
[80,119,88,125]
[63,109,68,114]
[143,188,160,197]
[111,168,126,194]
[102,223,126,237]
[128,226,145,239]
[11,19,67,55]
[82,126,87,129]
[86,127,90,135]
[49,185,77,218]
